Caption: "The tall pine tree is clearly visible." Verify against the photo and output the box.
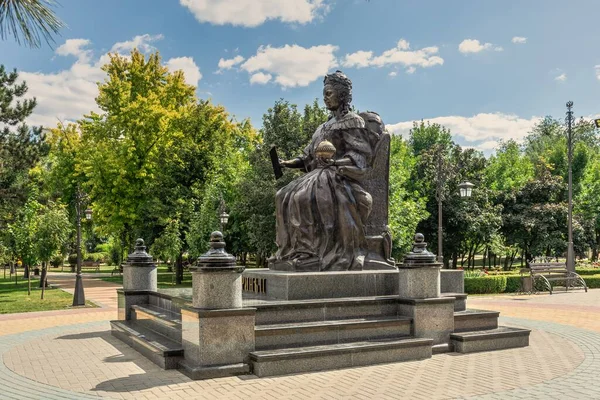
[0,65,48,229]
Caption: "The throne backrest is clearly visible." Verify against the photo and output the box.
[359,111,390,237]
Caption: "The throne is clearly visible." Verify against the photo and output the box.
[359,111,396,270]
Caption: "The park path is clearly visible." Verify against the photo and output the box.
[0,272,120,336]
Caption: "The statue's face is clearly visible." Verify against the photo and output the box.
[323,84,340,111]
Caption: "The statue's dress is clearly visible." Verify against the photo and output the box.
[274,112,374,271]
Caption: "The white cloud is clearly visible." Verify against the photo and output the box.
[110,33,164,53]
[217,55,245,71]
[249,72,272,85]
[55,39,93,63]
[241,44,338,88]
[166,57,202,86]
[406,66,416,74]
[386,113,541,151]
[21,35,199,128]
[341,50,373,68]
[555,73,567,82]
[595,65,600,80]
[388,71,397,77]
[458,39,501,54]
[180,0,330,27]
[342,39,443,73]
[512,36,527,44]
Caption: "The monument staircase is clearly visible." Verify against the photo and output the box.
[111,285,529,378]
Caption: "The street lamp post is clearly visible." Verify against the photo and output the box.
[435,152,447,264]
[434,146,475,265]
[566,101,575,273]
[219,197,229,234]
[72,188,91,306]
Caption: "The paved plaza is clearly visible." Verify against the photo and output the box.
[1,273,599,399]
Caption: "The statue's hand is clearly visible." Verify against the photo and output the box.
[280,159,290,168]
[317,157,335,168]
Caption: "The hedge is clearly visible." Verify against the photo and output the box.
[465,274,600,294]
[464,275,507,294]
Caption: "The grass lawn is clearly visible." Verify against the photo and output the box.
[0,275,95,314]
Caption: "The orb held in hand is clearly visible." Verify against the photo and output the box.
[315,140,336,160]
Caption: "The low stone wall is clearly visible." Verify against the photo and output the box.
[440,270,464,293]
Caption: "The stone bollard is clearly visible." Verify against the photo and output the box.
[118,238,156,321]
[398,233,441,298]
[397,233,454,346]
[123,238,157,291]
[179,231,256,380]
[189,231,244,308]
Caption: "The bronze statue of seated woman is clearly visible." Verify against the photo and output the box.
[269,70,393,272]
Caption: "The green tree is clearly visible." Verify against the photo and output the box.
[500,172,568,265]
[578,154,600,260]
[0,66,47,231]
[151,218,182,269]
[32,201,70,297]
[8,192,40,293]
[388,134,427,258]
[484,140,533,192]
[79,49,196,252]
[0,0,65,47]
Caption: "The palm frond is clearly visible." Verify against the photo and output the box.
[0,0,65,48]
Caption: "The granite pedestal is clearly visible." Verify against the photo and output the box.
[242,269,399,300]
[398,297,455,345]
[179,307,256,379]
[180,231,255,379]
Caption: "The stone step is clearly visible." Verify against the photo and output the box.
[441,292,467,311]
[250,337,433,377]
[249,295,400,325]
[255,316,412,350]
[454,309,499,332]
[110,320,183,369]
[130,304,182,342]
[450,326,531,353]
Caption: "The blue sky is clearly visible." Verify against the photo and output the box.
[2,0,599,153]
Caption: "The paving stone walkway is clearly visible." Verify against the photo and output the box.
[0,274,599,399]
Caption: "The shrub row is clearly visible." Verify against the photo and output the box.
[464,276,507,294]
[465,274,600,294]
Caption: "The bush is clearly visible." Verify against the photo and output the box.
[83,252,107,263]
[583,276,600,289]
[50,254,64,268]
[575,268,600,276]
[465,275,507,294]
[67,253,78,265]
[504,275,522,293]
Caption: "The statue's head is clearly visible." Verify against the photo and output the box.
[323,70,352,114]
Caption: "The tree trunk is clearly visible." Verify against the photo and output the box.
[482,247,488,270]
[40,262,47,299]
[175,252,183,285]
[27,265,31,295]
[592,229,600,261]
[23,264,29,278]
[452,252,458,269]
[39,261,48,288]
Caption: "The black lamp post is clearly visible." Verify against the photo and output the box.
[459,181,475,198]
[219,198,229,233]
[436,173,475,265]
[565,101,575,273]
[72,189,91,307]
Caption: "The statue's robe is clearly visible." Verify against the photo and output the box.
[274,112,374,271]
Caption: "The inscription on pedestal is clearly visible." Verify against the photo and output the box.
[242,277,267,294]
